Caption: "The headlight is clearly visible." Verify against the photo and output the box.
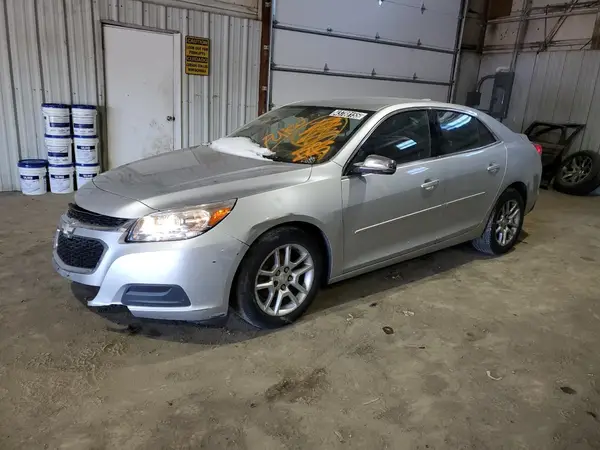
[127,199,236,242]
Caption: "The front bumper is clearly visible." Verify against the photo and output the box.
[52,215,248,321]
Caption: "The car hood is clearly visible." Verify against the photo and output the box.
[90,145,312,211]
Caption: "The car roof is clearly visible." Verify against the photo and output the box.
[279,97,513,142]
[286,97,446,112]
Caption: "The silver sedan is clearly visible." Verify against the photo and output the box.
[53,98,542,328]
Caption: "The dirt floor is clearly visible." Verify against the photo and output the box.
[0,190,600,449]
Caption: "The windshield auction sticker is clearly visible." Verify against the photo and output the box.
[329,109,368,120]
[291,116,348,162]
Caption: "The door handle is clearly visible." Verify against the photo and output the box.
[487,163,500,174]
[166,116,175,122]
[421,179,439,191]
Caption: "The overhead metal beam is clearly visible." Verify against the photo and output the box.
[521,0,598,12]
[483,38,593,53]
[488,7,599,24]
[538,0,581,52]
[142,0,259,19]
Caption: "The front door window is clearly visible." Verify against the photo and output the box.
[352,110,431,165]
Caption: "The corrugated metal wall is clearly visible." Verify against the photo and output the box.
[478,50,600,156]
[0,0,260,191]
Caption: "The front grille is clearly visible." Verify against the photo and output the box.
[67,203,130,229]
[56,233,105,270]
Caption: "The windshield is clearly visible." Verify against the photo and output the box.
[228,106,372,164]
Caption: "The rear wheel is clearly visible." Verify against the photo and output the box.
[472,188,525,256]
[553,151,600,196]
[232,227,323,329]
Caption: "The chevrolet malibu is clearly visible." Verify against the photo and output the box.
[53,98,542,329]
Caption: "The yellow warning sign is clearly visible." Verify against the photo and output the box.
[185,36,210,76]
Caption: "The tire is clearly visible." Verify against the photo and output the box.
[472,188,525,256]
[232,226,324,329]
[553,150,600,196]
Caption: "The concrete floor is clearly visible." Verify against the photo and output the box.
[0,191,599,449]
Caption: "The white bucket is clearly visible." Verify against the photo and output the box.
[42,103,71,137]
[49,164,74,194]
[18,159,48,196]
[73,135,99,164]
[72,105,97,137]
[76,163,100,188]
[45,135,72,165]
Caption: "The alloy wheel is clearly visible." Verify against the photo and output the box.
[494,199,521,246]
[254,244,315,317]
[560,155,593,185]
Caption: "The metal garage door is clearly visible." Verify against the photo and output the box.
[269,0,462,108]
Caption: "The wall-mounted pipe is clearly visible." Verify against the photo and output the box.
[449,0,469,102]
[477,74,496,92]
[511,0,531,71]
[477,0,492,53]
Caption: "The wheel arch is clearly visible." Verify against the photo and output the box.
[478,180,529,237]
[506,181,528,205]
[228,220,334,306]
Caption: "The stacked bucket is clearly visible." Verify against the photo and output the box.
[17,159,49,195]
[72,105,100,188]
[42,103,74,194]
[31,104,98,194]
[18,103,100,195]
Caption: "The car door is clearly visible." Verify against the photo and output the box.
[341,109,445,273]
[430,109,507,240]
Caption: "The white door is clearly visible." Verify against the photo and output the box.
[103,25,181,169]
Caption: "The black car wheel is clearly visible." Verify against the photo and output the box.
[553,150,600,196]
[232,226,324,329]
[472,188,525,256]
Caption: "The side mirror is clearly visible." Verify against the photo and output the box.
[353,155,397,175]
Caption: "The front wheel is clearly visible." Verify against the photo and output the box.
[472,188,525,256]
[232,227,324,329]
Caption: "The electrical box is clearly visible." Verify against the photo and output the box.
[466,71,515,120]
[489,71,515,120]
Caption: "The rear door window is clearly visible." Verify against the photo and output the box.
[433,110,497,156]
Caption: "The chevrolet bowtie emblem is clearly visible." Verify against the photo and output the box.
[62,220,76,238]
